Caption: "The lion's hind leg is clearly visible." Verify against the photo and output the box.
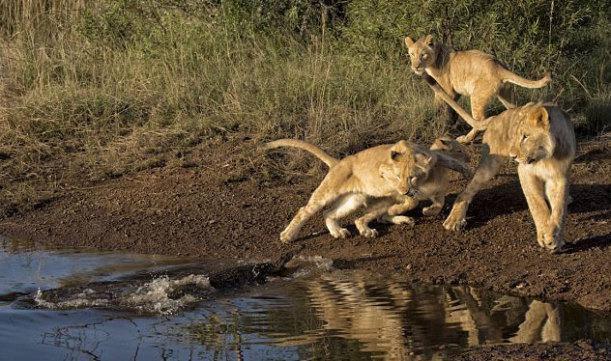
[457,90,495,144]
[281,177,342,243]
[324,193,367,239]
[354,198,395,238]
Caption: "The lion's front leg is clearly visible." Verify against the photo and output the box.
[444,152,502,231]
[387,195,419,216]
[543,175,569,252]
[518,167,550,248]
[443,199,469,231]
[434,91,459,130]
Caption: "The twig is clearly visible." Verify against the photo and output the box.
[570,74,592,100]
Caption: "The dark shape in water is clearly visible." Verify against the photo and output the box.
[20,251,295,314]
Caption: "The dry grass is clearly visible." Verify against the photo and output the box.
[0,0,607,217]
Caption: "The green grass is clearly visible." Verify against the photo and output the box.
[0,0,608,216]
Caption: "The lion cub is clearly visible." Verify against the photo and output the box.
[439,101,576,252]
[265,139,470,243]
[390,135,470,218]
[405,34,551,143]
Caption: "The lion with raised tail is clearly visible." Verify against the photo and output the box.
[405,34,551,144]
[265,139,471,243]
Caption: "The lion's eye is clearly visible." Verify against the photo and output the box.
[521,134,529,143]
[421,54,428,60]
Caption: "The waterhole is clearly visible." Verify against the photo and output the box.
[0,238,608,360]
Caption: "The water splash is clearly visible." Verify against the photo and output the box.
[286,255,334,278]
[126,274,210,314]
[34,274,212,315]
[34,288,110,309]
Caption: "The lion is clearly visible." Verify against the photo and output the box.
[388,135,470,218]
[435,99,576,252]
[404,34,551,144]
[265,139,471,243]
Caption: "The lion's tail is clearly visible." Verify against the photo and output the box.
[499,67,551,89]
[264,139,338,168]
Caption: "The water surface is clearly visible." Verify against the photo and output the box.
[0,239,608,360]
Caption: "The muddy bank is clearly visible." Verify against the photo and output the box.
[0,134,609,316]
[455,340,609,360]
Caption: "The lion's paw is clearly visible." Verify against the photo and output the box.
[280,229,295,243]
[443,215,466,232]
[330,227,351,239]
[391,216,415,227]
[358,227,379,238]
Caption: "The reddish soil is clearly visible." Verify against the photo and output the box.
[0,134,609,359]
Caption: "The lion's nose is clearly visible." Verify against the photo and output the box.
[407,188,418,197]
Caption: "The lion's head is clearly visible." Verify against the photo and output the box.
[379,141,437,195]
[404,34,437,76]
[511,104,555,165]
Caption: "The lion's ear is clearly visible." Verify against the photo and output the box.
[390,140,410,161]
[530,107,549,130]
[404,36,414,47]
[438,137,452,146]
[423,34,434,47]
[414,151,435,167]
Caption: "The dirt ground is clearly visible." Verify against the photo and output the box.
[0,134,609,359]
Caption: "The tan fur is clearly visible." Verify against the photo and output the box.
[387,135,471,218]
[266,139,338,167]
[265,139,470,243]
[405,34,551,144]
[439,102,576,252]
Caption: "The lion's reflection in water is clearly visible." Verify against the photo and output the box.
[270,273,567,360]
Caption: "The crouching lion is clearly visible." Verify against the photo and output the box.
[264,139,470,243]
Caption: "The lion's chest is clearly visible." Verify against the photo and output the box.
[452,78,476,96]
